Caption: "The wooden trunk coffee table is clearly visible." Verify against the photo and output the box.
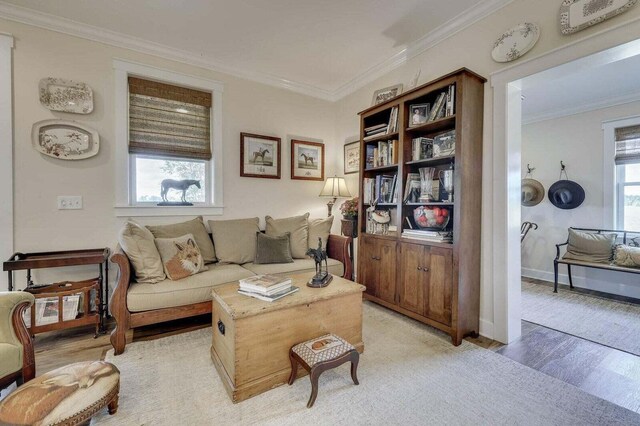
[210,273,365,403]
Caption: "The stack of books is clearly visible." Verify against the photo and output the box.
[238,275,299,302]
[365,140,397,168]
[363,174,398,204]
[362,106,399,141]
[401,229,453,243]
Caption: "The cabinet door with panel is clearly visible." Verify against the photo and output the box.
[425,247,453,326]
[376,239,397,304]
[358,236,379,298]
[399,242,427,315]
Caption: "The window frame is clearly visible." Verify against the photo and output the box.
[603,115,640,229]
[113,59,224,217]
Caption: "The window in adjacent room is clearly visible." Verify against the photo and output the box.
[128,77,212,205]
[614,124,640,230]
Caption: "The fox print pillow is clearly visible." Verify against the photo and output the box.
[155,234,208,280]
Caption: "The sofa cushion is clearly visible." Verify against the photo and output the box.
[242,258,344,277]
[127,263,254,312]
[209,218,260,264]
[147,216,216,263]
[265,213,310,259]
[563,228,617,263]
[255,232,294,264]
[118,220,166,284]
[308,216,334,250]
[0,343,21,378]
[155,234,207,281]
[613,244,640,268]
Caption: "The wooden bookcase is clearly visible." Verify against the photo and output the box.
[356,68,486,345]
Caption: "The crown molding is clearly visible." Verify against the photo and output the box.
[331,0,516,99]
[0,0,513,102]
[523,90,640,125]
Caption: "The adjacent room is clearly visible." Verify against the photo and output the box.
[1,0,640,424]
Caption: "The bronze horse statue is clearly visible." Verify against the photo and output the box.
[160,179,201,202]
[306,237,327,275]
[300,153,315,166]
[252,148,269,164]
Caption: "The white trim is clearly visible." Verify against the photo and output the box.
[490,18,640,344]
[113,59,224,216]
[479,318,494,340]
[0,33,13,291]
[524,90,640,125]
[0,0,514,102]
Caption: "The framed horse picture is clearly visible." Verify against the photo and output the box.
[240,133,281,179]
[291,139,324,181]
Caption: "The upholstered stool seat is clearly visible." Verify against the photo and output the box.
[0,361,120,426]
[288,333,359,408]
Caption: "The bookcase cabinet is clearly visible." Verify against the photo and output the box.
[356,68,485,345]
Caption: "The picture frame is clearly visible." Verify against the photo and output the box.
[344,141,360,174]
[409,103,430,127]
[371,84,403,106]
[291,139,324,181]
[240,132,281,179]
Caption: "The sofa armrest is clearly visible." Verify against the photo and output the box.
[109,251,132,355]
[0,291,35,382]
[326,234,353,280]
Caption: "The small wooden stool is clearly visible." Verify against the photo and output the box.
[0,360,120,425]
[288,333,359,408]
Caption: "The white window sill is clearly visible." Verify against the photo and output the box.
[114,205,224,217]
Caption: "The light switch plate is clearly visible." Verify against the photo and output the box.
[57,196,82,210]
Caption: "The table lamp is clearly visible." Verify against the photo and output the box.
[319,176,351,216]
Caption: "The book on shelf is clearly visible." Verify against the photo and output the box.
[239,274,292,295]
[238,286,300,302]
[387,106,399,134]
[377,174,398,204]
[366,140,397,168]
[428,92,447,122]
[364,123,387,133]
[363,127,388,140]
[403,173,420,202]
[432,130,456,158]
[412,137,433,161]
[445,84,456,116]
[402,229,453,242]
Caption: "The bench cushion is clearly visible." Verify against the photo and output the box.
[127,264,254,312]
[242,258,344,277]
[557,258,640,274]
[292,334,354,367]
[563,228,616,263]
[0,361,119,426]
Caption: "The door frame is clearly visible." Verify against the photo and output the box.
[0,33,13,291]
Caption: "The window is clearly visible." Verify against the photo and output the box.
[615,124,640,231]
[128,77,211,205]
[113,59,224,216]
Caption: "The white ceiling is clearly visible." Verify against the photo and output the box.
[522,53,640,124]
[0,0,512,100]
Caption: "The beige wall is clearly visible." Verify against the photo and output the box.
[2,18,339,290]
[522,103,640,299]
[334,0,640,336]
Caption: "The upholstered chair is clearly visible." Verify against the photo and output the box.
[0,291,35,389]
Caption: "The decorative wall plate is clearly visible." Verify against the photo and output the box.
[38,77,94,114]
[32,119,100,160]
[491,23,540,63]
[560,0,638,35]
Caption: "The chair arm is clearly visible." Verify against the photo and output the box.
[109,253,132,323]
[555,242,568,261]
[327,234,353,279]
[0,292,34,346]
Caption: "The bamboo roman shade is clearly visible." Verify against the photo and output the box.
[615,125,640,165]
[128,77,212,160]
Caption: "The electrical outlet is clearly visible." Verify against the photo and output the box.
[57,196,83,210]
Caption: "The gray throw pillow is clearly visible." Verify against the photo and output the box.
[563,228,617,263]
[255,232,294,264]
[265,213,310,259]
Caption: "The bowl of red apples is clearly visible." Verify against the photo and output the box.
[413,206,450,230]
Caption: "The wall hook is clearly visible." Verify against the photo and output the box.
[559,161,568,180]
[526,164,535,175]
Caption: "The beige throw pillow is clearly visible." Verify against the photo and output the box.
[155,234,208,281]
[308,216,334,250]
[147,216,216,263]
[613,245,640,268]
[209,218,260,264]
[255,232,294,264]
[265,213,310,259]
[118,220,166,284]
[563,228,617,263]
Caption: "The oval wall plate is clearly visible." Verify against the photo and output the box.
[32,119,100,160]
[492,23,540,63]
[38,77,94,114]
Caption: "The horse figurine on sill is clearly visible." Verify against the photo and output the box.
[160,179,201,203]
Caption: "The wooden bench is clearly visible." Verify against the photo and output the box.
[554,227,640,293]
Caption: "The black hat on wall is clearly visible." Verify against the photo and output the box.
[548,180,585,210]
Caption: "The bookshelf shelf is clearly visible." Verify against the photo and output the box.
[357,68,486,347]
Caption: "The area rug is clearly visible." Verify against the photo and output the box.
[92,303,639,425]
[522,281,640,356]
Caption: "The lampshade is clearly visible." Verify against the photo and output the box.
[319,177,352,198]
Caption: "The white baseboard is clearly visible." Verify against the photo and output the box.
[479,318,494,340]
[522,266,640,299]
